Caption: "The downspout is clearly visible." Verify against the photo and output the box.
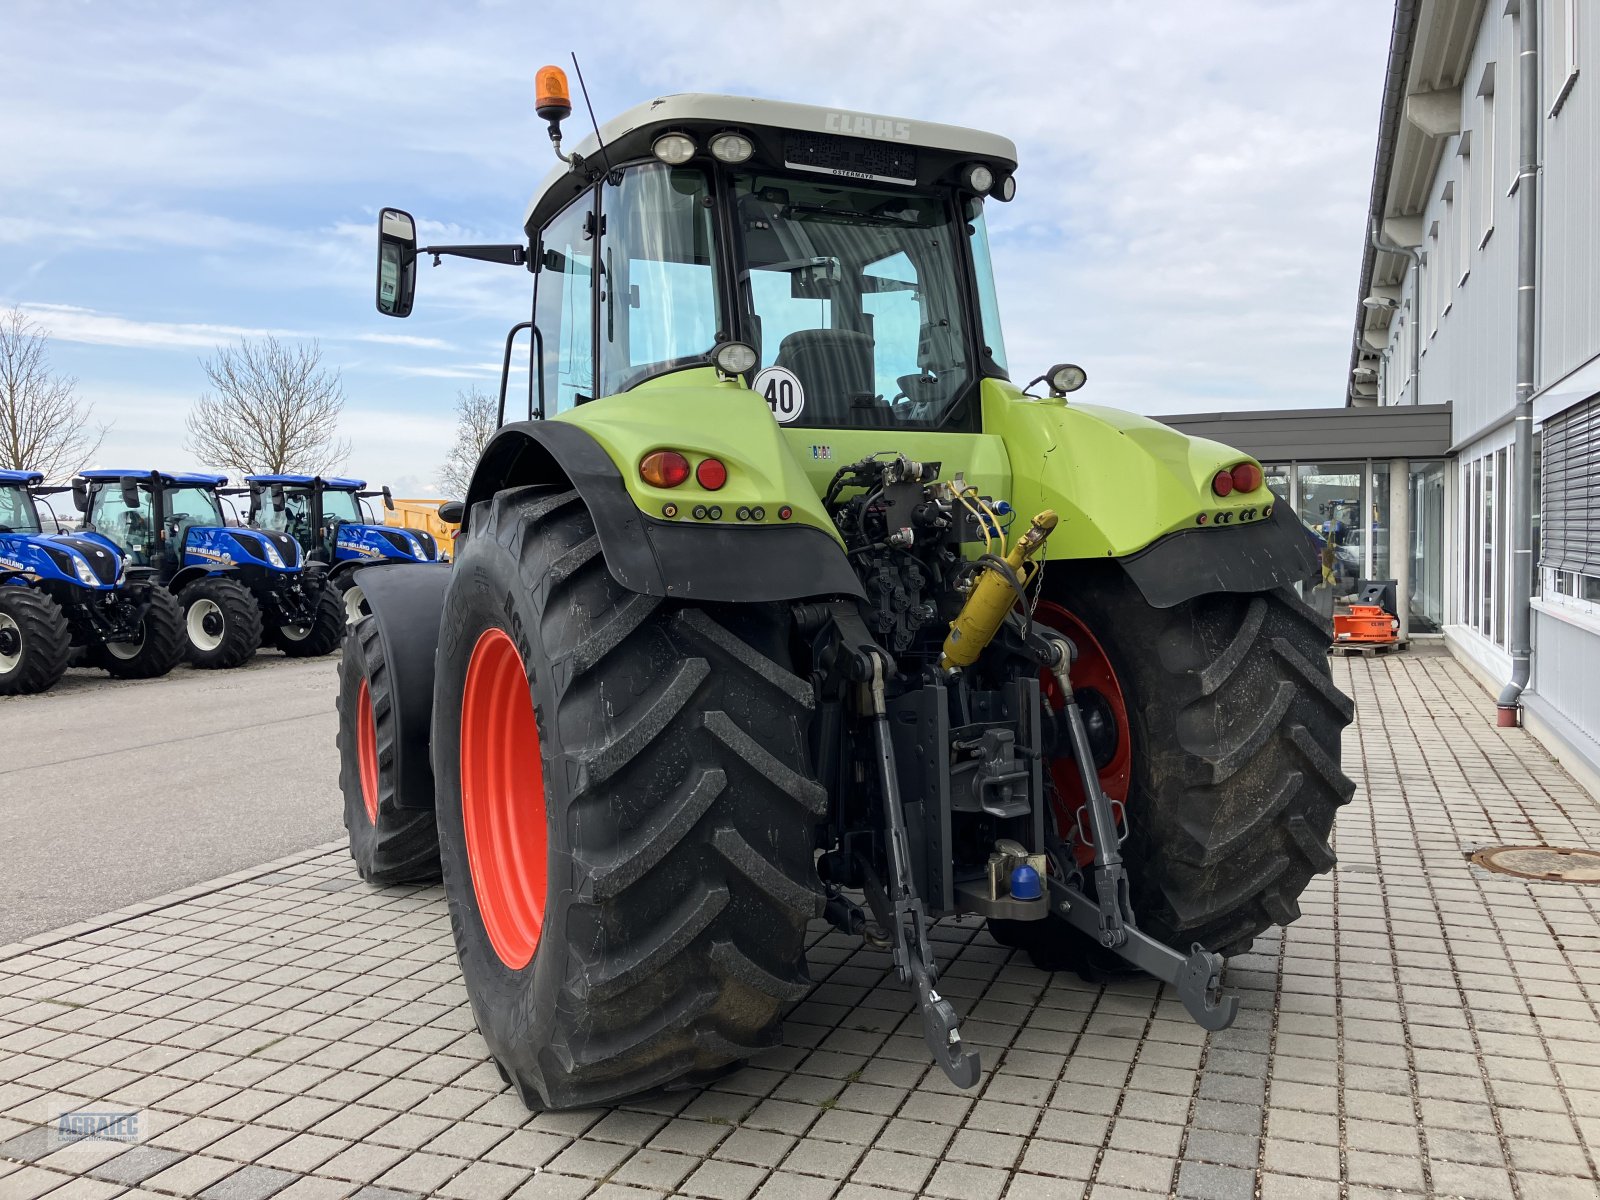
[1369,220,1422,405]
[1498,0,1538,725]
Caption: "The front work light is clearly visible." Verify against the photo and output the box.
[962,163,994,194]
[710,132,755,164]
[711,340,758,376]
[995,174,1017,202]
[1047,363,1087,395]
[652,133,696,165]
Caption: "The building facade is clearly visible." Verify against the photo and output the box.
[1351,0,1600,783]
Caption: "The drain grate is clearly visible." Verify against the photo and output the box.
[1471,845,1600,883]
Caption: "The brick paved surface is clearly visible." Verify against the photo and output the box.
[3,649,1600,1199]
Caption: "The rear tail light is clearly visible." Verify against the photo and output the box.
[1230,463,1262,493]
[695,457,728,490]
[640,451,691,488]
[1211,470,1234,497]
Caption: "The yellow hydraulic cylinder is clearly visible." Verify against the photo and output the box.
[940,509,1059,670]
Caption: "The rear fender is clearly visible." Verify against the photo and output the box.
[982,381,1315,607]
[466,414,864,603]
[356,563,451,810]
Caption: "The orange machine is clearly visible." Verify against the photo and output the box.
[1333,604,1398,644]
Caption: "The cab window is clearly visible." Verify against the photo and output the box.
[88,485,154,564]
[598,164,720,396]
[534,189,597,415]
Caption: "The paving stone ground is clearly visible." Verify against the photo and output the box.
[3,649,1600,1200]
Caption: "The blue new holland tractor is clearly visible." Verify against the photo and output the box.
[242,475,446,624]
[0,469,185,694]
[76,470,344,667]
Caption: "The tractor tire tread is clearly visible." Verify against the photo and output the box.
[0,588,71,695]
[337,614,443,884]
[439,484,823,1110]
[179,577,262,669]
[98,587,186,679]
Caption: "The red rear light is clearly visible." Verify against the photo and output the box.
[1211,470,1234,497]
[640,450,690,488]
[696,457,728,491]
[1231,463,1262,493]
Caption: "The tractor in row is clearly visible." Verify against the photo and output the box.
[0,469,184,694]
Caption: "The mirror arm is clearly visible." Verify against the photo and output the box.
[417,244,527,268]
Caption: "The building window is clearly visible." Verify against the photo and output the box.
[1441,187,1458,309]
[1550,0,1580,117]
[1477,86,1495,246]
[1540,394,1600,621]
[1458,448,1511,644]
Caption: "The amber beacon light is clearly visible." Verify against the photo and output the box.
[535,66,572,123]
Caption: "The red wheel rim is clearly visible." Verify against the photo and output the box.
[356,678,380,824]
[1035,602,1131,868]
[460,627,547,970]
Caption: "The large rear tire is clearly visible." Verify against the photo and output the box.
[0,588,71,696]
[179,577,262,669]
[994,571,1354,961]
[336,614,442,884]
[271,582,344,657]
[96,587,186,679]
[434,487,825,1110]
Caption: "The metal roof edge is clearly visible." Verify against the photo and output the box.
[1348,0,1423,407]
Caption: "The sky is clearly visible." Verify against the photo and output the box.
[1,0,1394,495]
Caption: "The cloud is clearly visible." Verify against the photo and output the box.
[10,302,452,352]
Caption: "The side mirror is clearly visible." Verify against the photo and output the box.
[71,481,87,512]
[271,484,286,513]
[437,500,465,525]
[119,477,142,509]
[376,208,417,318]
[382,485,394,511]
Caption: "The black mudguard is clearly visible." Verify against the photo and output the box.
[465,421,864,603]
[355,562,451,810]
[1117,503,1319,609]
[169,563,236,594]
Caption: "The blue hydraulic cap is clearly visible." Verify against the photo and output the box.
[1009,864,1042,901]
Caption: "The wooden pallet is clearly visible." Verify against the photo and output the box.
[1329,639,1409,657]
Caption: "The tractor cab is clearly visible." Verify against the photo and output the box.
[0,470,45,537]
[244,474,440,567]
[76,470,297,577]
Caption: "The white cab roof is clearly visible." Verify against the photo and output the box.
[525,93,1018,225]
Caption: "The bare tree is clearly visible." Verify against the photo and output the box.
[186,336,350,476]
[0,306,106,481]
[437,386,499,497]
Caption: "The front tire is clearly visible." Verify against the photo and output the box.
[97,587,186,679]
[179,577,262,669]
[336,614,442,884]
[434,487,825,1110]
[0,588,71,696]
[271,582,344,657]
[995,571,1354,962]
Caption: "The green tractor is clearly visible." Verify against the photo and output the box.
[339,76,1353,1110]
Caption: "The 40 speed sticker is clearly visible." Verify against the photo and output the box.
[752,365,805,424]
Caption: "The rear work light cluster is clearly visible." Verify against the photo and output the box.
[639,449,793,523]
[1211,462,1263,497]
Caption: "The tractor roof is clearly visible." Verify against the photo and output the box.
[246,474,368,490]
[78,469,229,487]
[0,469,44,485]
[526,92,1018,230]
